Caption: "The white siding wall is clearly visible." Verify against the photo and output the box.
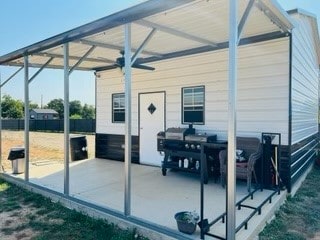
[291,14,319,144]
[96,38,290,144]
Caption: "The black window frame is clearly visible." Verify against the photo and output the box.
[181,85,205,125]
[112,93,125,123]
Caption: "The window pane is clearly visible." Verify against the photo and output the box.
[112,93,125,123]
[184,111,204,123]
[114,112,125,122]
[182,86,204,124]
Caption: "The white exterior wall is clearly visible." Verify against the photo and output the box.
[96,38,290,144]
[291,14,319,144]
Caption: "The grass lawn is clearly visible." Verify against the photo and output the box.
[0,178,148,240]
[259,164,320,240]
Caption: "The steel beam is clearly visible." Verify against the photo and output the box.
[69,46,96,75]
[227,0,238,239]
[35,52,110,64]
[63,43,70,195]
[131,28,157,65]
[79,39,162,58]
[0,67,24,88]
[29,57,54,84]
[124,23,132,216]
[255,0,290,33]
[24,55,30,181]
[238,0,255,44]
[136,19,217,47]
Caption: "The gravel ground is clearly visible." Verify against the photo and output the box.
[1,130,95,172]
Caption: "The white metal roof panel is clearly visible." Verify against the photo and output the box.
[0,0,295,71]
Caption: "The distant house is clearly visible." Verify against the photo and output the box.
[30,109,58,120]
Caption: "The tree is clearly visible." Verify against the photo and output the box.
[46,98,64,118]
[82,104,95,119]
[70,100,82,117]
[29,102,39,110]
[1,94,24,119]
[70,114,82,119]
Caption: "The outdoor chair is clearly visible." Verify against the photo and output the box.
[219,137,262,191]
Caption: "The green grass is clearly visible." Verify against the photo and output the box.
[259,164,320,240]
[0,178,148,240]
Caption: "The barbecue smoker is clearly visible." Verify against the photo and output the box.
[157,125,219,183]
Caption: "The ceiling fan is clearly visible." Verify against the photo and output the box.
[114,50,155,71]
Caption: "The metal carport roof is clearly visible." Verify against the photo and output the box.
[0,0,293,71]
[0,1,296,239]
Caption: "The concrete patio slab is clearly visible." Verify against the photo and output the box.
[6,158,286,239]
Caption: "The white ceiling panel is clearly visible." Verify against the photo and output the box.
[0,0,294,71]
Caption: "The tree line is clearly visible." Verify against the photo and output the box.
[1,94,95,119]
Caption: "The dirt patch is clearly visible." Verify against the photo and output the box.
[0,206,38,240]
[1,131,95,172]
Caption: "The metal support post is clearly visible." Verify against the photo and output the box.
[0,74,2,173]
[64,43,70,195]
[24,55,30,181]
[124,23,132,216]
[0,67,24,173]
[227,0,238,239]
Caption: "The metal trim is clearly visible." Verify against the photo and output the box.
[288,33,292,193]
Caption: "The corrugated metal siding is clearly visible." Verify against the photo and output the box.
[96,38,290,144]
[291,14,319,144]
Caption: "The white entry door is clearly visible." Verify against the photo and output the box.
[139,92,165,166]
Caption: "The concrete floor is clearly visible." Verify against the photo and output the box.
[8,158,286,239]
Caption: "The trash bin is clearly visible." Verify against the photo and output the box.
[8,147,25,174]
[70,135,88,161]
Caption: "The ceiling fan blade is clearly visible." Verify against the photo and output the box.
[132,64,155,71]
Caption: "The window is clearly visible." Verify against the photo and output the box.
[112,93,125,123]
[182,86,205,124]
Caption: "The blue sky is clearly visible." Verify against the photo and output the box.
[0,0,319,106]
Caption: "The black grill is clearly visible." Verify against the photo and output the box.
[158,125,222,184]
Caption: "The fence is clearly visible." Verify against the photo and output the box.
[2,119,96,133]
